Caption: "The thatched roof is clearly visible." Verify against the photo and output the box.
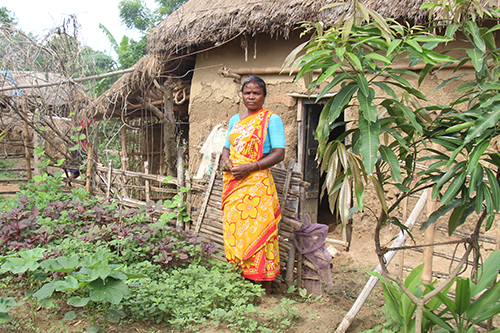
[84,53,164,121]
[148,0,428,54]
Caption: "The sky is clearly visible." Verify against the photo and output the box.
[3,0,158,59]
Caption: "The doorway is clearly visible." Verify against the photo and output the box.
[301,102,345,226]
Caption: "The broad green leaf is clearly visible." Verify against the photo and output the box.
[479,94,500,109]
[88,277,130,305]
[359,117,381,174]
[479,82,500,91]
[466,48,484,72]
[468,164,484,197]
[442,121,474,135]
[62,311,76,321]
[464,104,500,144]
[379,145,402,182]
[406,39,422,52]
[105,310,126,323]
[358,88,378,122]
[67,296,90,307]
[425,50,457,63]
[424,310,455,331]
[32,283,56,301]
[445,24,460,38]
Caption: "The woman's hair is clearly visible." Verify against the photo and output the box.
[241,75,267,96]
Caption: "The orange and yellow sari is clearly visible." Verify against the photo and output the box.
[222,109,281,281]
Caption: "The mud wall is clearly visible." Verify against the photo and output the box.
[187,32,311,172]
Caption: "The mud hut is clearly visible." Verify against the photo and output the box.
[87,0,440,223]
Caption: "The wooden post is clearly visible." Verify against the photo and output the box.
[144,161,150,203]
[399,195,409,279]
[85,140,93,193]
[185,169,191,231]
[106,161,112,197]
[32,111,43,177]
[194,153,220,233]
[421,196,436,284]
[285,244,296,288]
[22,97,32,181]
[176,147,185,228]
[121,126,127,198]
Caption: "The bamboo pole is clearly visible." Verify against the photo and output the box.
[487,217,500,331]
[285,245,296,288]
[85,140,93,193]
[121,126,127,198]
[185,169,192,231]
[106,161,112,197]
[335,189,429,333]
[144,161,150,203]
[421,188,437,284]
[176,147,185,228]
[21,97,32,181]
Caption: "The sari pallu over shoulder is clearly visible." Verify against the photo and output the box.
[221,109,281,281]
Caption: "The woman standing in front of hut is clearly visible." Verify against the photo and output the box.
[220,75,285,296]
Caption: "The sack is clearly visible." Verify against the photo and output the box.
[294,222,334,296]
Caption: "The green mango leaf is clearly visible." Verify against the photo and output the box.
[358,88,378,122]
[387,39,402,56]
[316,73,349,102]
[419,63,434,87]
[440,171,466,206]
[281,40,309,74]
[379,145,402,182]
[466,140,489,175]
[366,52,391,64]
[346,52,363,71]
[373,81,398,99]
[88,277,130,305]
[394,101,423,134]
[485,168,500,212]
[338,179,351,226]
[466,21,486,52]
[356,74,370,97]
[369,175,388,214]
[328,84,358,121]
[466,48,484,72]
[448,204,467,236]
[359,117,381,174]
[432,161,466,200]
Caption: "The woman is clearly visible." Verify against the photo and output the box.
[220,75,285,296]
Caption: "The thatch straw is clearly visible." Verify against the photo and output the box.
[81,53,163,121]
[148,0,429,54]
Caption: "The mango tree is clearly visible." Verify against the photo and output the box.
[284,0,500,331]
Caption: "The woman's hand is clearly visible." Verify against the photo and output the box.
[220,156,233,171]
[231,163,254,179]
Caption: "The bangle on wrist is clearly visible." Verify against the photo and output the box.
[221,155,229,160]
[255,161,262,170]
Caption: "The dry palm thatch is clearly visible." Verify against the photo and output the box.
[147,0,429,55]
[83,53,164,122]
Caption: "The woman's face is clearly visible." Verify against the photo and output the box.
[242,82,265,111]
